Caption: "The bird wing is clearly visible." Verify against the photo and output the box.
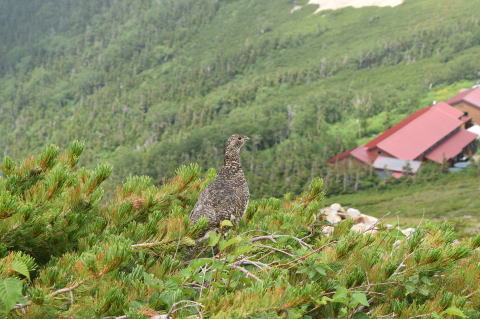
[190,178,248,226]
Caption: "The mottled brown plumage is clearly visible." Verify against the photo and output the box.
[190,134,250,229]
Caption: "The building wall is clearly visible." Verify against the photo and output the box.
[452,102,480,124]
[331,156,370,170]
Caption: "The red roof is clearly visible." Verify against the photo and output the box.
[350,146,377,164]
[376,107,463,160]
[448,88,480,109]
[460,116,471,125]
[432,102,466,118]
[327,102,473,165]
[327,148,355,164]
[425,130,477,163]
[327,146,378,164]
[364,107,431,150]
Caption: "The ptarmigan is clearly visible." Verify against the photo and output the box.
[190,134,250,229]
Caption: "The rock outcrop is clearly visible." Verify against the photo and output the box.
[320,203,414,237]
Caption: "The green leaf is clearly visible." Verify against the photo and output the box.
[315,265,327,276]
[388,229,406,239]
[442,307,467,318]
[12,260,30,280]
[220,220,233,228]
[232,244,255,257]
[351,292,369,307]
[208,231,220,247]
[353,313,370,319]
[286,308,304,319]
[219,236,242,251]
[0,277,23,312]
[316,296,333,305]
[189,258,213,270]
[405,282,416,295]
[181,236,196,246]
[333,286,348,304]
[419,287,430,296]
[143,273,162,289]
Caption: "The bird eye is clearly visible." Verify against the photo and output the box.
[238,137,242,140]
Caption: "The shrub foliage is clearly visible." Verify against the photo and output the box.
[0,144,479,318]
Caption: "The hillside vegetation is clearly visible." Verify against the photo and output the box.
[2,0,480,196]
[1,145,480,318]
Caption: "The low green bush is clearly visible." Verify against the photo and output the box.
[1,144,479,318]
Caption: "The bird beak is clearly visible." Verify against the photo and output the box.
[245,136,250,141]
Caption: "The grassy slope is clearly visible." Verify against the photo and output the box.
[326,172,480,235]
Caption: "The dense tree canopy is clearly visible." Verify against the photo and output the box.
[1,0,480,197]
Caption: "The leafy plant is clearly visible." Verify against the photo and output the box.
[0,145,478,318]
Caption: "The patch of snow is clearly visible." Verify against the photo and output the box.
[304,0,404,13]
[291,5,302,13]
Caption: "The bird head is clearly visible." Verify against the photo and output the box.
[225,134,250,152]
[223,134,250,169]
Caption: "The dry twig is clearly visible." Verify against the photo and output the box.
[276,241,337,268]
[254,243,295,257]
[251,234,313,250]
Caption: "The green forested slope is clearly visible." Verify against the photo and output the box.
[1,0,480,196]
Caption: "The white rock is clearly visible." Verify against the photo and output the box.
[351,223,368,233]
[346,208,361,218]
[357,214,379,226]
[401,228,415,237]
[337,211,347,219]
[351,223,379,234]
[320,206,342,224]
[322,226,335,236]
[319,205,415,241]
[330,203,343,212]
[325,212,342,225]
[320,207,332,215]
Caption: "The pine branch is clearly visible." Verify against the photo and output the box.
[276,241,337,268]
[102,301,204,319]
[49,277,91,297]
[466,290,479,299]
[167,300,204,317]
[131,238,183,249]
[251,234,313,250]
[234,258,271,270]
[131,241,166,248]
[229,263,261,281]
[14,269,109,310]
[254,244,295,257]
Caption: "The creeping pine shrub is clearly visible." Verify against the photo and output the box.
[0,143,479,318]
